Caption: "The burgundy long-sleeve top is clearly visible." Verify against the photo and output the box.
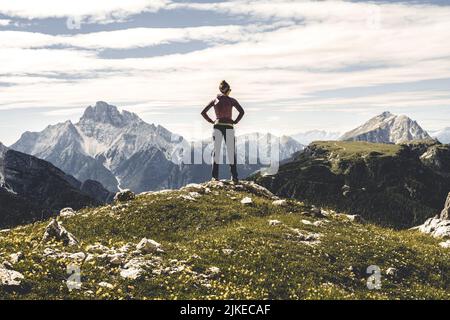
[201,94,245,125]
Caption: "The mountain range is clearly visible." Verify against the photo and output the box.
[291,130,341,145]
[11,102,304,193]
[430,128,450,144]
[340,111,432,144]
[0,142,113,228]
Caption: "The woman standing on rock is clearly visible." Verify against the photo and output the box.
[201,80,245,183]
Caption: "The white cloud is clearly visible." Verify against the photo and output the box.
[0,0,450,139]
[0,19,10,26]
[0,25,264,50]
[0,0,170,22]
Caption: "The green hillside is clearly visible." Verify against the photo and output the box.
[0,181,448,300]
[254,141,450,228]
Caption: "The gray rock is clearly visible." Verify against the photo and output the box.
[60,207,76,217]
[241,197,253,205]
[346,214,365,223]
[386,267,398,277]
[440,192,450,220]
[136,238,163,254]
[9,252,23,264]
[272,199,288,207]
[418,218,450,238]
[439,240,450,249]
[114,190,135,202]
[268,220,282,226]
[0,267,24,287]
[42,219,79,246]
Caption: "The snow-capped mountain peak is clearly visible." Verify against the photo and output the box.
[79,101,141,128]
[340,111,432,144]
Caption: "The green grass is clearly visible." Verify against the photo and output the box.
[0,185,449,300]
[312,141,401,159]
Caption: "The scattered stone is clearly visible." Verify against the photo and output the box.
[309,207,326,218]
[178,194,197,201]
[42,219,79,246]
[98,282,114,289]
[86,243,110,254]
[9,252,23,264]
[0,267,24,287]
[268,219,282,226]
[85,254,95,262]
[120,257,158,280]
[302,219,313,225]
[386,267,398,277]
[208,267,220,274]
[346,214,365,223]
[68,252,86,262]
[272,199,288,207]
[222,249,234,255]
[60,207,76,217]
[439,240,450,248]
[108,253,126,265]
[188,192,202,199]
[241,197,253,205]
[114,189,136,202]
[136,238,163,254]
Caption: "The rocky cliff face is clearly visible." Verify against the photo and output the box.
[0,144,113,228]
[253,140,450,228]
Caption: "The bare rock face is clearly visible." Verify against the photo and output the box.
[418,218,450,238]
[42,219,79,246]
[440,192,450,220]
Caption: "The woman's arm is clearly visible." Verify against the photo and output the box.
[201,100,215,124]
[232,99,245,124]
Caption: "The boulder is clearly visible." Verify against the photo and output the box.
[68,252,86,262]
[9,252,23,264]
[346,214,365,224]
[418,218,450,238]
[60,207,76,217]
[272,199,288,207]
[114,189,135,203]
[98,282,114,289]
[268,219,282,226]
[136,238,163,254]
[241,197,253,205]
[42,219,78,246]
[0,267,24,287]
[440,192,450,220]
[386,267,398,277]
[439,240,450,249]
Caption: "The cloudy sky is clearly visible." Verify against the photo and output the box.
[0,0,450,145]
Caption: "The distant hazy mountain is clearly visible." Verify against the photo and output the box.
[430,128,450,144]
[12,102,302,193]
[340,111,432,144]
[236,133,304,162]
[0,142,113,228]
[291,130,341,145]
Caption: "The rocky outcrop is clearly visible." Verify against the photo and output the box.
[0,146,112,228]
[254,141,450,228]
[114,190,136,202]
[417,193,450,239]
[42,219,79,246]
[440,192,450,220]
